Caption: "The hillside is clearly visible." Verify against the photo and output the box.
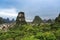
[0,12,60,40]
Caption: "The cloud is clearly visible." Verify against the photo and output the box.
[0,0,60,21]
[0,8,18,19]
[26,19,33,22]
[0,8,33,22]
[19,0,59,20]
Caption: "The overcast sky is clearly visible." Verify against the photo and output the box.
[0,0,60,22]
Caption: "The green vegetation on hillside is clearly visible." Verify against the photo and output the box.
[33,16,42,24]
[0,17,4,24]
[0,23,60,40]
[0,13,60,40]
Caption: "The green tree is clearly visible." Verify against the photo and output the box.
[55,13,60,23]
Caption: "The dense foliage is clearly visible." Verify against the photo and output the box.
[0,22,60,40]
[0,14,60,40]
